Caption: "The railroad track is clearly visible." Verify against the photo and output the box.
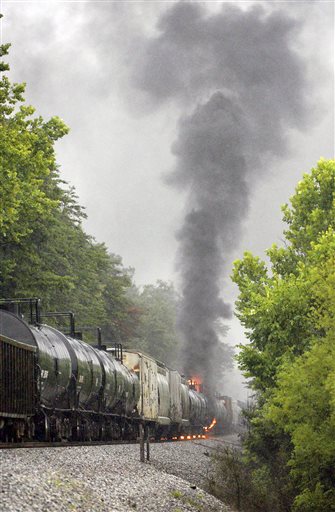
[0,439,141,449]
[0,437,202,450]
[0,433,232,450]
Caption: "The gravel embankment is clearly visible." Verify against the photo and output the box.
[0,436,238,512]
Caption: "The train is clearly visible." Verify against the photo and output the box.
[0,298,245,443]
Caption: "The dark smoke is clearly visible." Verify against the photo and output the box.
[171,93,249,387]
[131,2,309,392]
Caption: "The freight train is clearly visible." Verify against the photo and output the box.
[0,299,244,443]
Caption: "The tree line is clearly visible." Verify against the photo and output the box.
[0,33,181,367]
[209,158,335,512]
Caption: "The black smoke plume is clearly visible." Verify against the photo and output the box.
[172,93,248,387]
[131,2,309,392]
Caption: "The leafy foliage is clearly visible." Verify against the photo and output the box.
[229,160,335,511]
[0,41,68,245]
[282,159,335,257]
[0,37,134,342]
[208,443,295,512]
[126,281,181,367]
[266,333,335,511]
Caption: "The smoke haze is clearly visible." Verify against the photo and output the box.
[131,2,311,391]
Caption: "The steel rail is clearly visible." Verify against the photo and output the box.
[0,435,229,450]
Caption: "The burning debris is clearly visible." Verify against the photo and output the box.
[188,376,204,394]
[177,435,206,441]
[204,418,217,433]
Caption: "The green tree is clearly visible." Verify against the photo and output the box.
[0,36,69,246]
[126,281,181,367]
[230,160,335,511]
[266,333,335,511]
[233,160,335,393]
[0,34,135,342]
[281,159,335,257]
[264,229,335,511]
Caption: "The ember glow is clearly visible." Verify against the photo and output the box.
[177,434,204,441]
[188,376,203,394]
[204,418,217,432]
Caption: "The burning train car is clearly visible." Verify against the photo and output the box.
[0,298,241,443]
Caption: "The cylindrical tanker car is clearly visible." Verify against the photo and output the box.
[0,299,234,443]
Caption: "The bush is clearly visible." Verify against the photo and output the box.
[207,445,294,512]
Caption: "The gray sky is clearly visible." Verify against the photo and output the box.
[1,0,334,398]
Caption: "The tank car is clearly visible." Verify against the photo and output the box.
[0,298,237,442]
[0,306,139,441]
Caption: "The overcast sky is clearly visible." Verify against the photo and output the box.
[1,1,334,398]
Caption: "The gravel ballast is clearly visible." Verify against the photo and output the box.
[0,436,237,512]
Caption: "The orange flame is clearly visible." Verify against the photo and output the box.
[178,434,199,441]
[176,433,207,441]
[204,417,217,432]
[188,375,203,393]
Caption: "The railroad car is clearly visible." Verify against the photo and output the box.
[0,333,36,439]
[0,299,237,443]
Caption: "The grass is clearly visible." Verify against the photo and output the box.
[171,488,204,510]
[171,489,183,499]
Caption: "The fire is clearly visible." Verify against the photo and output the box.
[178,434,201,441]
[174,433,207,441]
[188,375,203,393]
[204,417,217,432]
